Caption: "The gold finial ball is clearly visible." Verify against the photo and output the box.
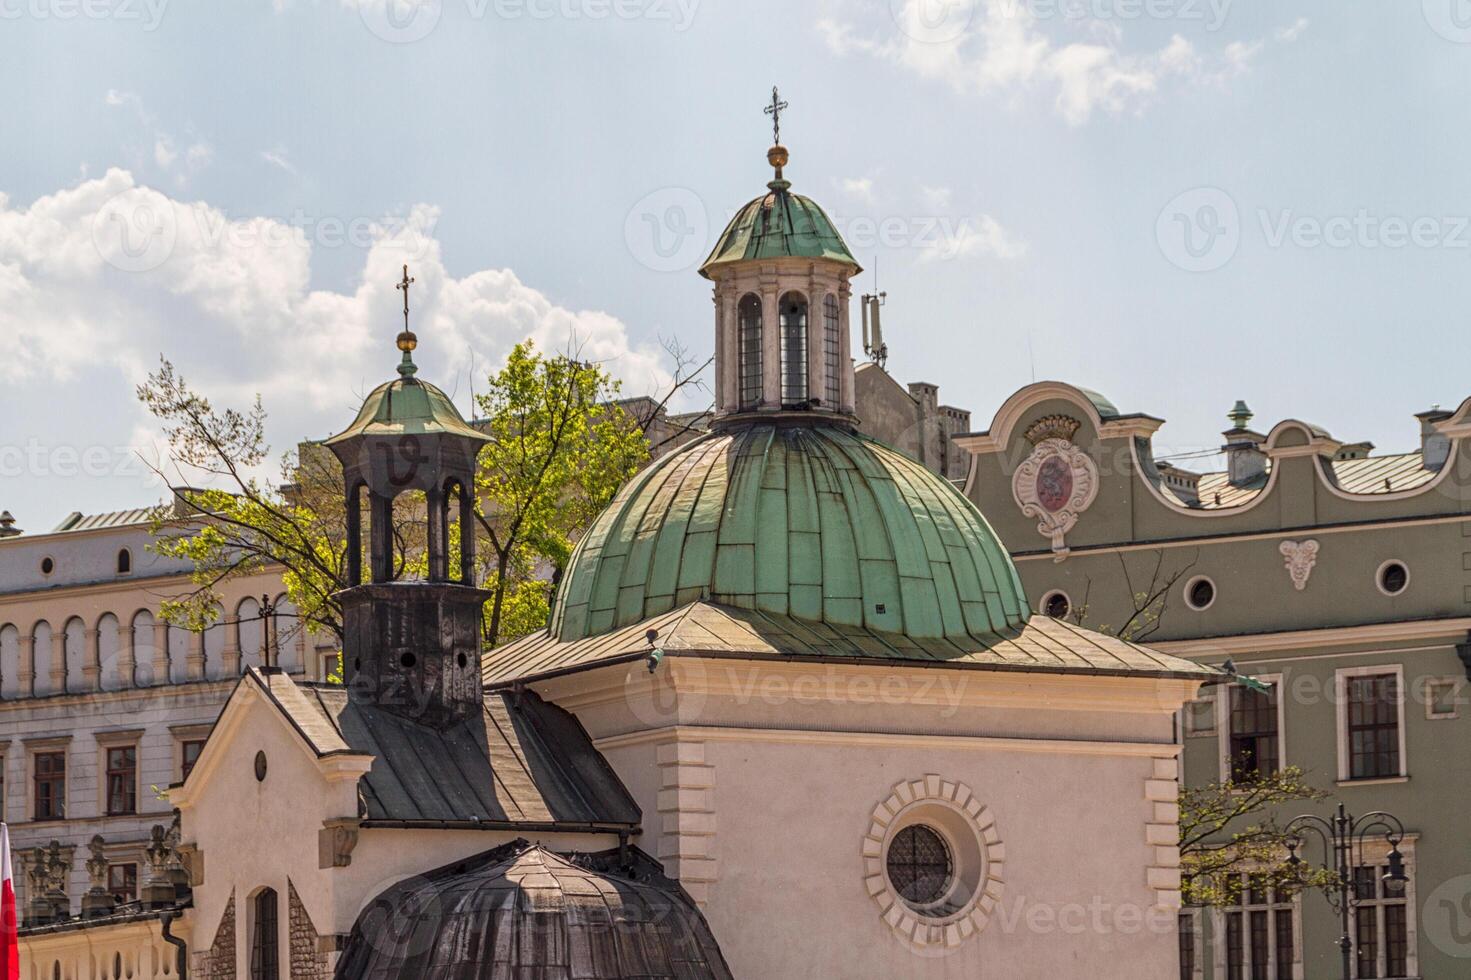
[396,330,418,353]
[767,145,789,170]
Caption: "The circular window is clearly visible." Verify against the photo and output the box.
[254,751,268,782]
[864,775,1005,950]
[400,652,417,669]
[1377,560,1410,596]
[456,652,468,669]
[887,825,954,910]
[40,556,54,575]
[1040,590,1071,619]
[1184,576,1216,611]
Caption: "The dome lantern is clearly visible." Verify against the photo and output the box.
[701,88,862,428]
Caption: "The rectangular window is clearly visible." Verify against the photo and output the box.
[1178,913,1196,980]
[1229,686,1280,781]
[1226,910,1245,980]
[1217,873,1298,979]
[1274,909,1294,980]
[823,296,840,407]
[251,888,280,980]
[181,740,206,781]
[1185,698,1217,736]
[106,745,137,815]
[738,295,763,410]
[1352,864,1411,979]
[1425,679,1460,719]
[34,751,65,821]
[1347,674,1400,780]
[107,863,138,903]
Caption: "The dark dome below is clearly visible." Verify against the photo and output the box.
[333,840,732,980]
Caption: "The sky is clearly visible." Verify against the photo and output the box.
[3,0,1471,530]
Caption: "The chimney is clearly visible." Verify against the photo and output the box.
[1416,408,1453,471]
[0,511,19,538]
[1222,400,1268,487]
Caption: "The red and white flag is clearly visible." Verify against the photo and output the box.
[0,823,18,980]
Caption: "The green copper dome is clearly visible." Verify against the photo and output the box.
[325,375,489,446]
[699,182,860,279]
[551,423,1030,642]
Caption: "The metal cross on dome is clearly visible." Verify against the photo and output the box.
[396,263,415,331]
[763,86,788,145]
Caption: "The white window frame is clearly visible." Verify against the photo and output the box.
[1349,837,1419,980]
[1335,665,1408,784]
[1374,559,1411,597]
[1182,691,1219,738]
[1184,575,1218,611]
[1210,871,1304,980]
[1038,589,1072,620]
[1217,673,1286,784]
[1422,675,1463,720]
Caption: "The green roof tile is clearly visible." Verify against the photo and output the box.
[699,183,860,278]
[549,422,1030,644]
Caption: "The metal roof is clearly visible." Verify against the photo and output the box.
[51,507,154,533]
[486,600,1224,686]
[324,375,489,447]
[699,181,858,277]
[1167,451,1437,509]
[252,671,639,828]
[334,840,732,980]
[551,422,1031,644]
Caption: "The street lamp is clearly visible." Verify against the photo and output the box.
[1283,802,1408,980]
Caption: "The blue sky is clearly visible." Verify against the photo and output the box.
[3,0,1470,529]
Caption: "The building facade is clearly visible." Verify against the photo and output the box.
[0,504,304,925]
[962,381,1471,978]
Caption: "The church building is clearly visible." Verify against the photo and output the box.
[19,114,1222,979]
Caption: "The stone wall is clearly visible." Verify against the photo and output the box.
[192,892,235,980]
[289,879,328,979]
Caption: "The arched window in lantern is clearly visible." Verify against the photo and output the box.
[737,293,763,409]
[823,294,840,407]
[779,291,809,405]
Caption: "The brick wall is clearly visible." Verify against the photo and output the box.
[192,892,235,980]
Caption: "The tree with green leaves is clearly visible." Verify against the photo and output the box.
[1179,765,1340,907]
[139,339,707,653]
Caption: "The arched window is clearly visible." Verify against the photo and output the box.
[116,548,131,574]
[251,887,280,980]
[737,294,763,409]
[779,291,808,405]
[823,295,841,407]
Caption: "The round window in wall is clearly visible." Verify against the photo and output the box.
[1377,560,1410,596]
[886,824,954,910]
[1184,576,1216,611]
[1040,590,1071,620]
[40,556,54,575]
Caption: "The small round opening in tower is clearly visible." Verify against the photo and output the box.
[401,652,417,669]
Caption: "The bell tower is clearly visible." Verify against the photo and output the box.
[699,87,863,429]
[325,265,491,727]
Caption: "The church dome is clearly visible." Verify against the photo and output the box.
[699,147,859,278]
[551,422,1030,642]
[334,841,732,979]
[324,374,488,445]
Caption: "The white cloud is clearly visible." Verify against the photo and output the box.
[105,91,211,184]
[820,1,1268,124]
[0,171,672,486]
[260,147,298,175]
[920,214,1026,262]
[1276,18,1309,43]
[838,176,876,203]
[919,185,952,210]
[153,137,177,168]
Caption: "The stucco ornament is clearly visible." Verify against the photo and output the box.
[863,775,1005,954]
[1279,539,1319,591]
[1012,416,1099,562]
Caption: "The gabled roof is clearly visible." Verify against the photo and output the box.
[485,600,1224,686]
[181,668,639,831]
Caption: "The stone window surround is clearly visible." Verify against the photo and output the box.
[22,734,72,825]
[1206,872,1303,980]
[1348,836,1419,980]
[1214,672,1286,784]
[1422,676,1463,720]
[95,728,144,817]
[862,774,1006,951]
[1334,664,1408,784]
[1374,558,1411,598]
[1183,575,1218,612]
[171,722,215,784]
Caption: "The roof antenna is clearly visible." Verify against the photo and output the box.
[861,256,887,369]
[1027,330,1036,384]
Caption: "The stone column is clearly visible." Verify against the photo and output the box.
[16,633,34,697]
[760,273,780,409]
[117,624,135,689]
[49,629,66,694]
[83,628,101,692]
[838,279,855,415]
[223,615,242,676]
[712,290,726,413]
[808,286,829,410]
[187,629,206,682]
[153,621,171,685]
